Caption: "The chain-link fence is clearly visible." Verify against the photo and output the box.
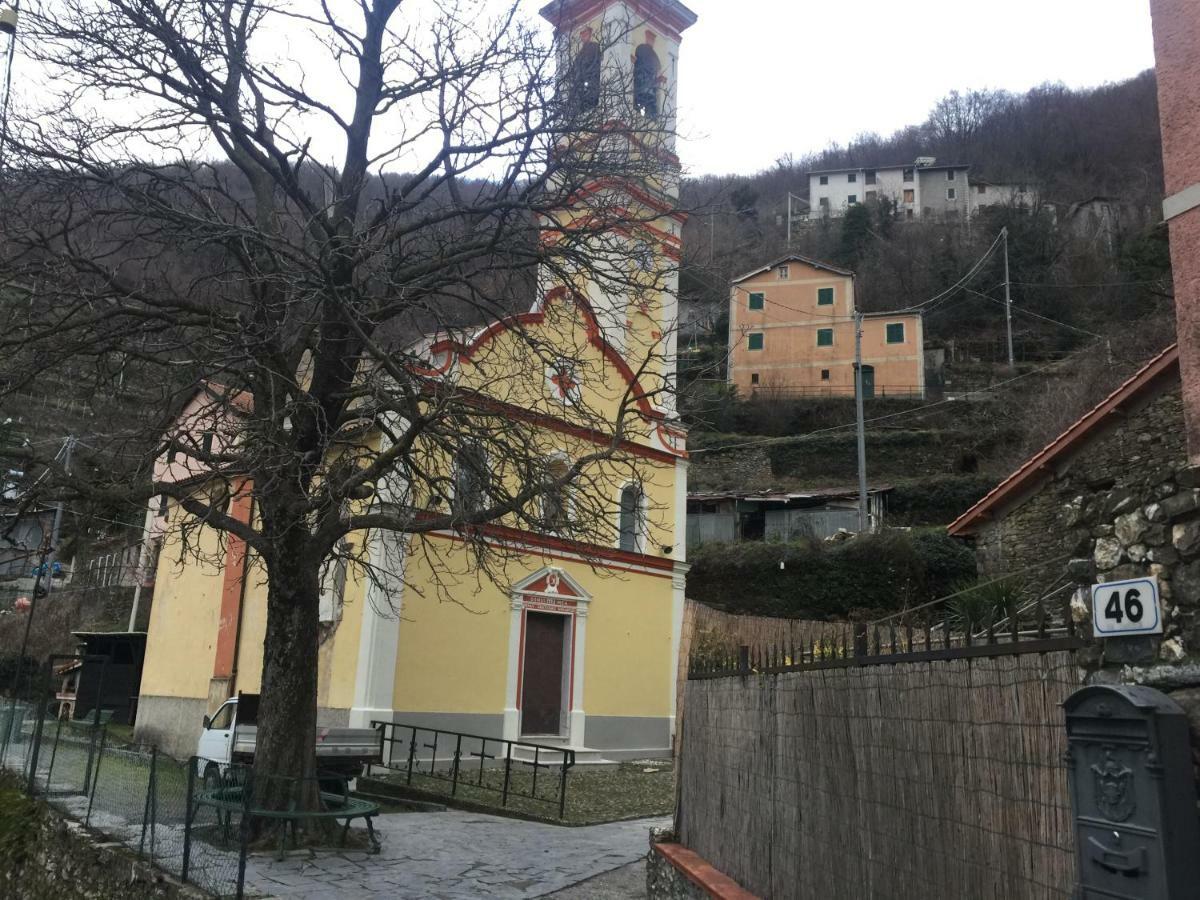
[0,662,247,897]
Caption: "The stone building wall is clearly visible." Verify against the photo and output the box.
[975,382,1189,596]
[1151,0,1200,461]
[972,374,1200,742]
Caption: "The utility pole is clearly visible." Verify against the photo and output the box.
[854,311,869,533]
[128,504,155,632]
[0,2,19,171]
[44,436,72,597]
[1,536,50,765]
[786,193,804,248]
[1003,226,1015,371]
[786,193,793,248]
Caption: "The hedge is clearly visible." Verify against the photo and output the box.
[886,474,999,526]
[686,530,976,619]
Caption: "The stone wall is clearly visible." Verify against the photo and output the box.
[0,774,207,900]
[646,848,708,900]
[975,382,1190,607]
[972,376,1200,730]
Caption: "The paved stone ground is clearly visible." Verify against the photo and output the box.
[540,860,646,899]
[244,810,669,899]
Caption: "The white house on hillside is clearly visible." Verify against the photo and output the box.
[805,157,1035,222]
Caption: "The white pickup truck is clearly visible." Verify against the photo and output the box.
[196,693,383,785]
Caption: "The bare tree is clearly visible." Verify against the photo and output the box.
[0,0,684,815]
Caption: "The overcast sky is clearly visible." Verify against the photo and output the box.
[3,0,1157,179]
[656,0,1157,176]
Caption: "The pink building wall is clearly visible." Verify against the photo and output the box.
[1151,0,1200,463]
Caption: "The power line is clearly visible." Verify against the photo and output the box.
[690,350,1087,455]
[1011,279,1168,289]
[897,229,1006,313]
[963,287,1106,340]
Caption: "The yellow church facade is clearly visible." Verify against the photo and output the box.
[134,0,698,762]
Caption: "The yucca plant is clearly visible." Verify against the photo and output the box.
[945,576,1025,634]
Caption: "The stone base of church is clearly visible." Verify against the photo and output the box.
[134,693,209,759]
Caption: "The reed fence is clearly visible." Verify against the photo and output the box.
[678,650,1083,899]
[675,601,832,753]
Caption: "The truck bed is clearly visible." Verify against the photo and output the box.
[232,725,383,762]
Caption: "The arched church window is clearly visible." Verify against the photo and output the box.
[453,444,488,516]
[571,41,601,111]
[633,45,660,118]
[618,483,644,552]
[542,455,572,532]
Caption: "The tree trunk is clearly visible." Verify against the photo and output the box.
[251,529,322,821]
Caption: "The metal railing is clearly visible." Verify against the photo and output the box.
[373,722,575,819]
[689,587,1085,680]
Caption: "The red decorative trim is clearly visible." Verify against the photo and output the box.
[423,286,673,430]
[445,382,681,462]
[513,597,577,730]
[516,610,527,710]
[568,610,577,718]
[569,177,686,223]
[421,520,676,575]
[521,572,582,597]
[212,479,253,680]
[949,344,1180,535]
[524,595,579,612]
[548,211,681,248]
[651,844,759,899]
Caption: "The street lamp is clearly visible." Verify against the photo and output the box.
[0,7,15,36]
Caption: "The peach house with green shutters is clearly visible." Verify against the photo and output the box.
[726,255,925,399]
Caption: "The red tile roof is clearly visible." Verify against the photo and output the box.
[947,343,1180,536]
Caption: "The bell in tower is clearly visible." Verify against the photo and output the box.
[537,0,697,416]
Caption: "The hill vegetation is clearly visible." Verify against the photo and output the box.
[678,72,1169,346]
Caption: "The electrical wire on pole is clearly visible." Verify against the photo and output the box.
[853,310,869,533]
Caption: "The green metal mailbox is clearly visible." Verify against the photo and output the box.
[1064,684,1200,899]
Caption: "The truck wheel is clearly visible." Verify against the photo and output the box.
[203,762,221,791]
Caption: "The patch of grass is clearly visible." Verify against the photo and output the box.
[102,723,136,746]
[0,772,42,872]
[369,759,675,826]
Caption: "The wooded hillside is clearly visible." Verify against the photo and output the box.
[679,72,1168,340]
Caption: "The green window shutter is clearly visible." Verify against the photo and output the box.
[748,292,764,310]
[817,288,834,306]
[816,328,833,347]
[747,333,764,351]
[886,322,905,344]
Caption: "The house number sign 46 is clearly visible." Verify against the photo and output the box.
[1090,576,1163,636]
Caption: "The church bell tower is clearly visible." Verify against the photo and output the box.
[538,0,698,417]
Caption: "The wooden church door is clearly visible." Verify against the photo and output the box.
[521,612,567,736]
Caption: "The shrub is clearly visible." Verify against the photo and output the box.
[686,530,976,619]
[0,773,41,876]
